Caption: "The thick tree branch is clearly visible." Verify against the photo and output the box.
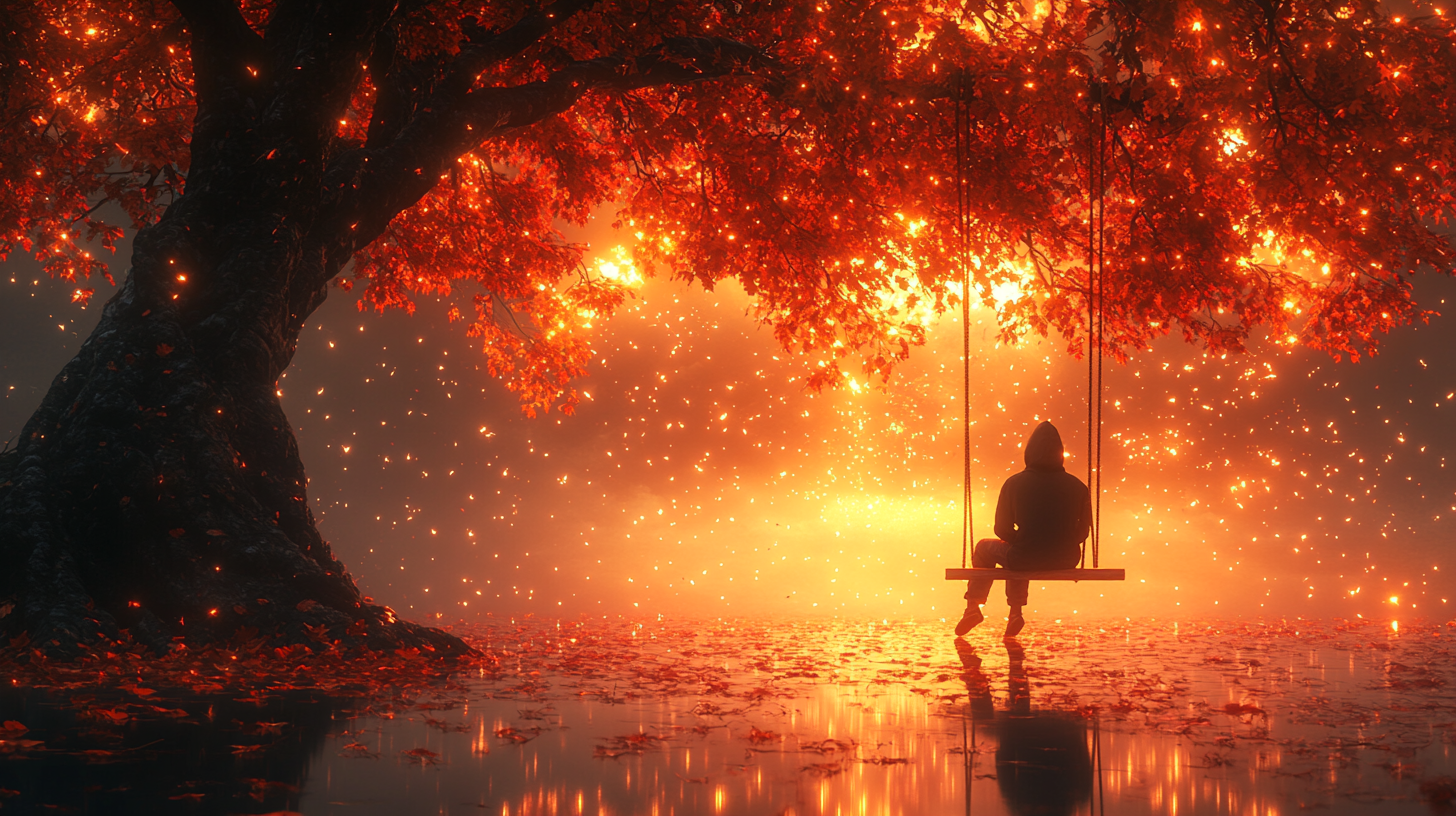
[258,0,398,155]
[367,0,597,150]
[457,0,600,81]
[319,36,777,279]
[474,38,774,135]
[169,0,267,65]
[169,0,270,177]
[364,22,406,150]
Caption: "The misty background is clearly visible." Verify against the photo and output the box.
[4,212,1454,625]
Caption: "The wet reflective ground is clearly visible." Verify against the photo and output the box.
[2,617,1455,815]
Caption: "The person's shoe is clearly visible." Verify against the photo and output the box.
[954,606,984,636]
[1003,611,1025,639]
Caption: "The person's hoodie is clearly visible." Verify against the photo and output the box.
[992,421,1093,570]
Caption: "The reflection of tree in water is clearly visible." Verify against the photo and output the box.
[957,638,1094,816]
[0,687,341,815]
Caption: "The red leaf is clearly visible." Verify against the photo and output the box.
[746,726,781,744]
[339,742,377,759]
[400,747,444,765]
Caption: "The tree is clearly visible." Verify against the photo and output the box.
[2,0,1452,656]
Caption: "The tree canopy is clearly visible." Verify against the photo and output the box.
[5,0,1455,413]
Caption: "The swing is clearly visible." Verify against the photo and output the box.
[943,77,1126,586]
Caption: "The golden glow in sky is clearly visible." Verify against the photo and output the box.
[3,226,1453,625]
[266,230,1456,625]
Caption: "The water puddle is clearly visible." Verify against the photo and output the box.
[3,617,1454,814]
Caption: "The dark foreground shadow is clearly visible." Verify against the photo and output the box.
[0,685,346,815]
[956,638,1095,816]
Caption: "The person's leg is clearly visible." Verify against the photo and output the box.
[1003,577,1028,607]
[974,538,1012,568]
[955,587,986,635]
[964,540,1001,602]
[1004,578,1028,638]
[956,540,1005,635]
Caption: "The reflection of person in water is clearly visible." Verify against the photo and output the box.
[956,638,1094,816]
[957,421,1091,638]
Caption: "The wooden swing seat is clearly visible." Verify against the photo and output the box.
[946,538,1124,582]
[944,567,1124,581]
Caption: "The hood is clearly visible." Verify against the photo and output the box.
[1023,421,1065,471]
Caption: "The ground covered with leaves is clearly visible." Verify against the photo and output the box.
[2,616,1455,814]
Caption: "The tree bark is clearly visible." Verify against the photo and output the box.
[0,0,482,658]
[0,216,467,657]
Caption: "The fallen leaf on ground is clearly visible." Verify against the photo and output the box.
[399,747,444,765]
[338,742,378,759]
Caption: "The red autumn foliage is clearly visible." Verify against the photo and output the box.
[339,742,378,759]
[399,747,445,765]
[594,729,670,758]
[0,626,483,705]
[4,0,1455,416]
[746,726,782,744]
[1221,702,1267,717]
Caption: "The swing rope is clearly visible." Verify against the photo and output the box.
[1084,84,1109,570]
[955,73,974,569]
[953,74,1113,575]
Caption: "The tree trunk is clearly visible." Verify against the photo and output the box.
[0,0,487,657]
[0,0,758,658]
[0,210,468,658]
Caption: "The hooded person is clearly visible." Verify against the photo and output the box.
[956,421,1092,638]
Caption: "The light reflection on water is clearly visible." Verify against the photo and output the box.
[2,618,1453,815]
[303,618,1455,816]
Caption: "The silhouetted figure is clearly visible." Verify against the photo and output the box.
[955,638,1094,816]
[956,421,1091,638]
[995,710,1094,816]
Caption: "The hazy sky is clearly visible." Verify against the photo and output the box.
[4,214,1454,625]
